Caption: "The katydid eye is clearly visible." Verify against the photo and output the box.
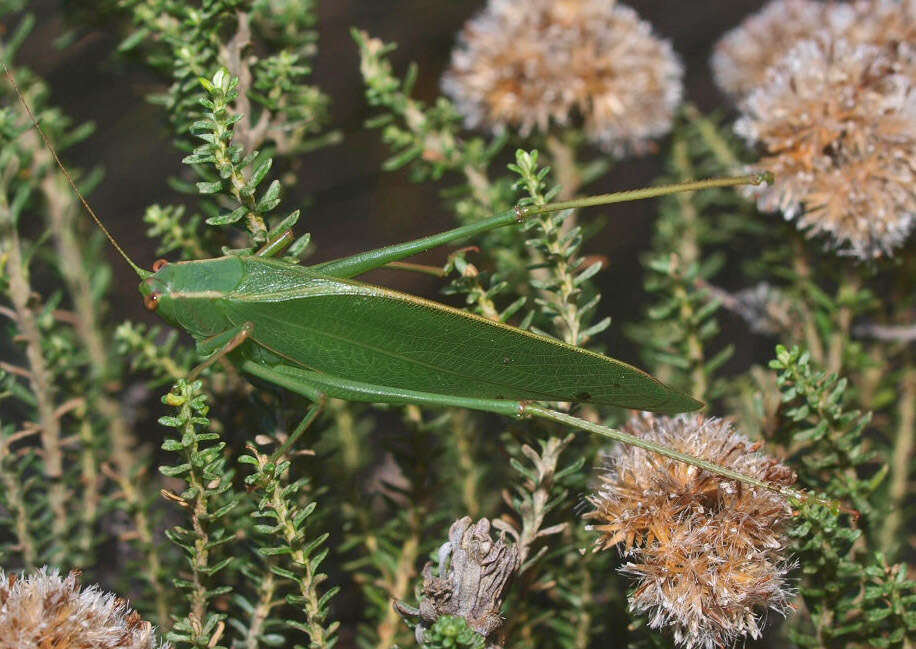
[144,292,160,311]
[152,259,169,272]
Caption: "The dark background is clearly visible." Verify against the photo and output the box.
[19,0,771,367]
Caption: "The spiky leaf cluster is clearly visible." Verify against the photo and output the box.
[789,502,916,649]
[769,345,876,512]
[158,380,237,649]
[240,446,339,648]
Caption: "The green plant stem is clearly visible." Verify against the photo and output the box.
[76,417,100,562]
[452,409,481,518]
[372,512,421,649]
[671,136,707,400]
[880,364,915,554]
[244,567,277,649]
[574,562,593,649]
[1,200,70,564]
[463,164,494,210]
[269,476,332,646]
[545,134,582,202]
[827,272,860,375]
[41,170,170,623]
[514,435,572,571]
[791,237,826,365]
[0,429,37,567]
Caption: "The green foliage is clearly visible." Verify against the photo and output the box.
[352,28,502,186]
[422,616,486,649]
[510,149,609,346]
[241,444,340,648]
[628,120,753,403]
[770,345,877,513]
[0,5,912,649]
[790,502,916,649]
[159,379,237,649]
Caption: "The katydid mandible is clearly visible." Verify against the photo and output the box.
[6,66,806,500]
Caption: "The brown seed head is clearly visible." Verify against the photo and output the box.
[0,567,167,649]
[586,414,796,649]
[442,0,683,156]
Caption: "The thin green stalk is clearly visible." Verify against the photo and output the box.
[372,512,421,649]
[76,417,100,563]
[791,237,826,365]
[41,171,169,617]
[452,409,482,518]
[671,136,707,399]
[683,103,742,169]
[269,478,332,647]
[827,272,860,375]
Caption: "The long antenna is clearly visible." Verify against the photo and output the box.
[2,64,148,278]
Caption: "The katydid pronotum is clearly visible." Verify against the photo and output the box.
[4,65,810,501]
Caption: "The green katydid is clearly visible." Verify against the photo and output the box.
[5,65,807,500]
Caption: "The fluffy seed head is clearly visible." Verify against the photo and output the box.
[442,0,683,156]
[586,414,796,649]
[711,0,853,99]
[712,0,916,100]
[0,567,167,649]
[735,36,916,258]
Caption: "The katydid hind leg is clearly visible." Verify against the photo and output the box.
[309,174,767,279]
[190,322,255,380]
[239,360,524,417]
[239,362,802,499]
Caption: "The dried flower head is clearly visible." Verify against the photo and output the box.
[586,414,796,649]
[836,0,916,75]
[442,0,683,156]
[0,567,167,649]
[711,0,853,99]
[736,37,916,258]
[712,0,916,99]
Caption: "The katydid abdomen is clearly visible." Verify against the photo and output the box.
[145,255,701,413]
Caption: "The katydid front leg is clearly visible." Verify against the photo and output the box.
[190,322,255,380]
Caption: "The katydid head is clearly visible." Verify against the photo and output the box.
[139,258,187,331]
[138,256,244,339]
[139,267,180,327]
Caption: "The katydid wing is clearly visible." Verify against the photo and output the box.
[141,254,702,413]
